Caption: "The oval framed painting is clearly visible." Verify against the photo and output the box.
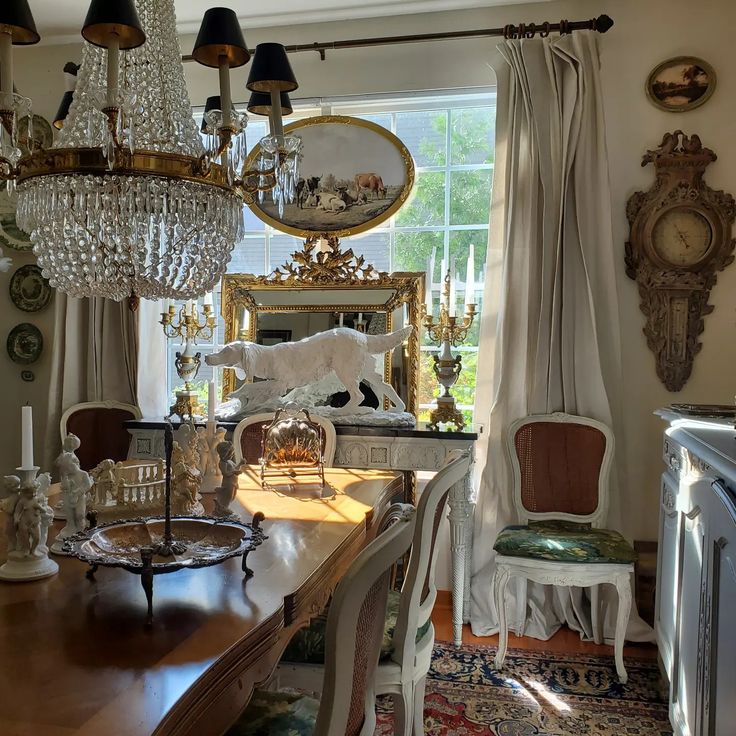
[246,115,415,238]
[646,56,716,112]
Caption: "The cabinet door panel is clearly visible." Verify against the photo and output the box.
[707,483,736,736]
[673,482,707,736]
[656,472,680,679]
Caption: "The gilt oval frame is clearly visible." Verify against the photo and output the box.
[245,115,415,238]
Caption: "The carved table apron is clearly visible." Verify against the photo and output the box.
[126,420,478,646]
[0,467,402,736]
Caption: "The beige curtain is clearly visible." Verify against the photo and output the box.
[470,32,653,642]
[44,295,138,470]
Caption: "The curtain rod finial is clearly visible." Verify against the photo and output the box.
[594,14,614,33]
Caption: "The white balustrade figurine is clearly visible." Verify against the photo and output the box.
[213,441,244,516]
[197,424,227,493]
[0,470,58,581]
[51,435,93,555]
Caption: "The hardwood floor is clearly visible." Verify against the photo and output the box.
[431,591,658,659]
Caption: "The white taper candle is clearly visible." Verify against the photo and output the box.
[106,34,120,108]
[465,243,475,308]
[0,31,13,101]
[208,380,216,422]
[449,257,457,318]
[21,405,33,469]
[218,56,232,128]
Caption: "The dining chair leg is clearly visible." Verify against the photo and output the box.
[412,676,427,736]
[590,583,602,645]
[493,566,511,670]
[614,572,632,683]
[393,682,414,736]
[517,577,528,637]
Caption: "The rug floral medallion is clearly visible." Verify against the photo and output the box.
[375,642,672,736]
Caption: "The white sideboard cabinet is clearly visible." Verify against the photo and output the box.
[656,410,736,736]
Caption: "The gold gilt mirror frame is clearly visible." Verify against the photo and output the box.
[220,235,424,415]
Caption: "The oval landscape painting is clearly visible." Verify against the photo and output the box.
[247,115,415,238]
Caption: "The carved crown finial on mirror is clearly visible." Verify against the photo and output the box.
[220,235,424,417]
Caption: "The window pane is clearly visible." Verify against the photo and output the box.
[396,110,446,167]
[354,113,392,130]
[244,205,266,230]
[450,106,496,165]
[396,171,445,227]
[349,231,391,272]
[269,234,302,272]
[228,236,266,274]
[394,230,443,274]
[449,170,491,226]
[449,229,488,345]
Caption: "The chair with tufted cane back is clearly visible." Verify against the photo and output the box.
[60,400,142,471]
[492,412,636,682]
[232,412,337,466]
[224,502,417,736]
[277,450,472,736]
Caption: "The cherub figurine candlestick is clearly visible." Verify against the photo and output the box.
[422,264,476,431]
[0,467,58,581]
[51,435,93,555]
[214,441,245,516]
[197,422,227,493]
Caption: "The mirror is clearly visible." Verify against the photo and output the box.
[220,237,424,417]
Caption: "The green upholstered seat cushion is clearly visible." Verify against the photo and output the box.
[493,520,637,564]
[281,589,432,665]
[225,690,318,736]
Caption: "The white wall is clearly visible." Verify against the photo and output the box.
[3,0,735,590]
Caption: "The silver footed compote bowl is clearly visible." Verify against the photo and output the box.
[62,420,267,626]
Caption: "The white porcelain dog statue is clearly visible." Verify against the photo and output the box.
[206,326,413,415]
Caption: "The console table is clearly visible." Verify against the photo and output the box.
[655,409,736,736]
[126,419,478,646]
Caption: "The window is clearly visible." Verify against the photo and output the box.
[166,90,495,426]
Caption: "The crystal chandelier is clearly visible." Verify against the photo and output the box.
[0,0,302,301]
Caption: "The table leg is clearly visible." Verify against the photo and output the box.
[448,476,473,647]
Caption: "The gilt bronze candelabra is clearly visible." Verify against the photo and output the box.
[160,301,217,419]
[422,271,476,431]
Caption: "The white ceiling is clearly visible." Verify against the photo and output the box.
[30,0,545,44]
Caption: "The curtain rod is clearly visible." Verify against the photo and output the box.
[181,14,614,63]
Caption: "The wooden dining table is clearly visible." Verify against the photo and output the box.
[0,466,402,736]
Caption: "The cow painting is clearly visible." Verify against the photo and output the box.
[354,173,387,200]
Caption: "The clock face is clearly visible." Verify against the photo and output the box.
[652,208,713,266]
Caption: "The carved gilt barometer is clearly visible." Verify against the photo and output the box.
[625,131,735,390]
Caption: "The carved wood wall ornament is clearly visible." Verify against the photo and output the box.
[625,131,736,391]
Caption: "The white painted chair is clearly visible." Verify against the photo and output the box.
[232,412,337,466]
[225,503,417,736]
[492,412,635,682]
[277,451,472,736]
[375,450,472,736]
[60,400,142,470]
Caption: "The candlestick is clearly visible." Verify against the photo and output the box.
[21,405,33,470]
[208,380,216,422]
[448,258,457,318]
[339,313,344,327]
[270,89,284,138]
[440,258,447,308]
[465,243,475,308]
[106,34,120,108]
[424,255,434,314]
[357,312,363,325]
[203,292,213,307]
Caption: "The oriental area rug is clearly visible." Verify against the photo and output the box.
[375,642,672,735]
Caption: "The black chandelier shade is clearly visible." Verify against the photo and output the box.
[82,0,146,50]
[246,43,298,93]
[0,0,40,44]
[247,91,292,117]
[192,8,250,69]
[53,91,74,129]
[201,95,222,132]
